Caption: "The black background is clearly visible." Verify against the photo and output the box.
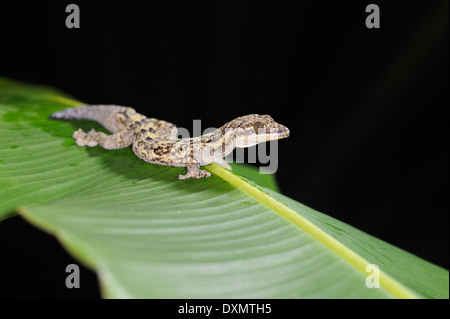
[0,1,448,298]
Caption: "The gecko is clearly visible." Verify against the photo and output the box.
[50,105,290,180]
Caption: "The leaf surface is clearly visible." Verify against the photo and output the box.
[0,78,448,298]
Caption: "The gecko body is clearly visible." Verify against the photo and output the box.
[50,105,289,179]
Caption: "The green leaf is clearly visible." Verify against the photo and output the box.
[0,78,448,298]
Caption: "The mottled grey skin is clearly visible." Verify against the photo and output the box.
[50,105,290,179]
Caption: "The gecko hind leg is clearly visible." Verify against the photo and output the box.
[73,128,134,150]
[178,163,211,180]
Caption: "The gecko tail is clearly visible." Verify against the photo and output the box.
[50,105,135,133]
[49,105,128,120]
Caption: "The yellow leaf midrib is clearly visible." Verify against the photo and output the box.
[206,163,420,299]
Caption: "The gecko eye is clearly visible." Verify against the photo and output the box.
[253,122,266,133]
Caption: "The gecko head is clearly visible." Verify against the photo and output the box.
[221,114,290,148]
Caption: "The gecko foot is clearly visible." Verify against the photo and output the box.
[178,167,211,180]
[72,128,99,147]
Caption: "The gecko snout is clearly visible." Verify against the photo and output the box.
[269,124,289,139]
[280,125,290,138]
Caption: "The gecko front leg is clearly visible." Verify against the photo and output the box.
[178,163,211,180]
[73,128,134,150]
